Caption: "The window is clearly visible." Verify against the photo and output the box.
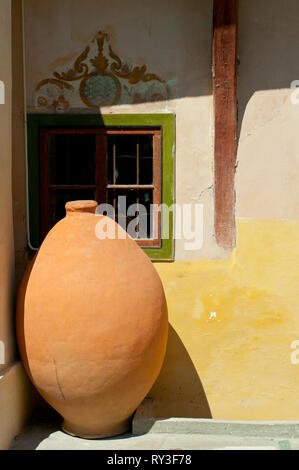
[40,128,162,248]
[28,114,175,260]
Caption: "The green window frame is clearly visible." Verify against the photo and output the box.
[27,113,175,261]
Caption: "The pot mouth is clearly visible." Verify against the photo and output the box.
[65,200,98,215]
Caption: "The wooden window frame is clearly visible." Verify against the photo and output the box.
[39,127,162,248]
[27,114,175,261]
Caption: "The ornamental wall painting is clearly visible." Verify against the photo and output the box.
[35,31,171,112]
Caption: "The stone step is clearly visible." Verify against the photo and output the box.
[133,400,299,440]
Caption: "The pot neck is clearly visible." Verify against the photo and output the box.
[65,201,98,215]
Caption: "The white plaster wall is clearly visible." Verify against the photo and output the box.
[24,0,226,260]
[236,0,299,221]
[22,0,299,261]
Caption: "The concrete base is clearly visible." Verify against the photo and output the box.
[10,417,296,450]
[9,399,299,450]
[133,399,299,439]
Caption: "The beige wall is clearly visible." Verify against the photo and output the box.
[0,0,16,369]
[236,0,299,221]
[0,0,35,450]
[24,0,212,108]
[23,0,225,261]
[0,362,35,450]
[21,0,299,260]
[12,0,28,285]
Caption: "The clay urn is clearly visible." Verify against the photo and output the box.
[16,201,168,439]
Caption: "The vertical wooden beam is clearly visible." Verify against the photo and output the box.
[213,0,238,249]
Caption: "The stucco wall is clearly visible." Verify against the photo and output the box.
[0,0,35,450]
[12,0,28,286]
[23,0,223,261]
[0,362,35,450]
[236,0,299,220]
[0,0,16,370]
[152,220,299,419]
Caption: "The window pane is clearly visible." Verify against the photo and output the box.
[139,135,153,184]
[107,189,153,239]
[49,134,96,185]
[107,136,114,185]
[48,189,96,229]
[139,189,154,239]
[107,135,137,185]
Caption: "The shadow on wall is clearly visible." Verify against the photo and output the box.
[149,325,212,419]
[236,0,299,221]
[27,0,299,114]
[238,0,299,138]
[26,0,213,112]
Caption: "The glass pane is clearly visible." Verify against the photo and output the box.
[49,134,96,185]
[107,136,114,185]
[49,189,96,230]
[107,189,153,239]
[107,135,137,185]
[139,135,153,184]
[139,189,154,239]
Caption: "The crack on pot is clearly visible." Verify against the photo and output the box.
[53,359,66,401]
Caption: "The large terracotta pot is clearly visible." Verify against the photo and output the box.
[17,201,168,439]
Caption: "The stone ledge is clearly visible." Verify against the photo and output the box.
[133,399,299,439]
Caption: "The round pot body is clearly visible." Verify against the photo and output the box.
[17,201,168,439]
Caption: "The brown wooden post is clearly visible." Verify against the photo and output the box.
[213,0,239,250]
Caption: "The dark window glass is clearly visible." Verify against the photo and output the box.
[139,135,153,185]
[49,134,96,185]
[107,135,137,185]
[107,189,153,239]
[48,189,96,229]
[40,128,160,247]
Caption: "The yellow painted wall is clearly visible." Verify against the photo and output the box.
[151,219,299,420]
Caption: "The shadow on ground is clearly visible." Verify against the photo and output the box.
[11,408,137,450]
[149,325,212,419]
[11,408,62,450]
